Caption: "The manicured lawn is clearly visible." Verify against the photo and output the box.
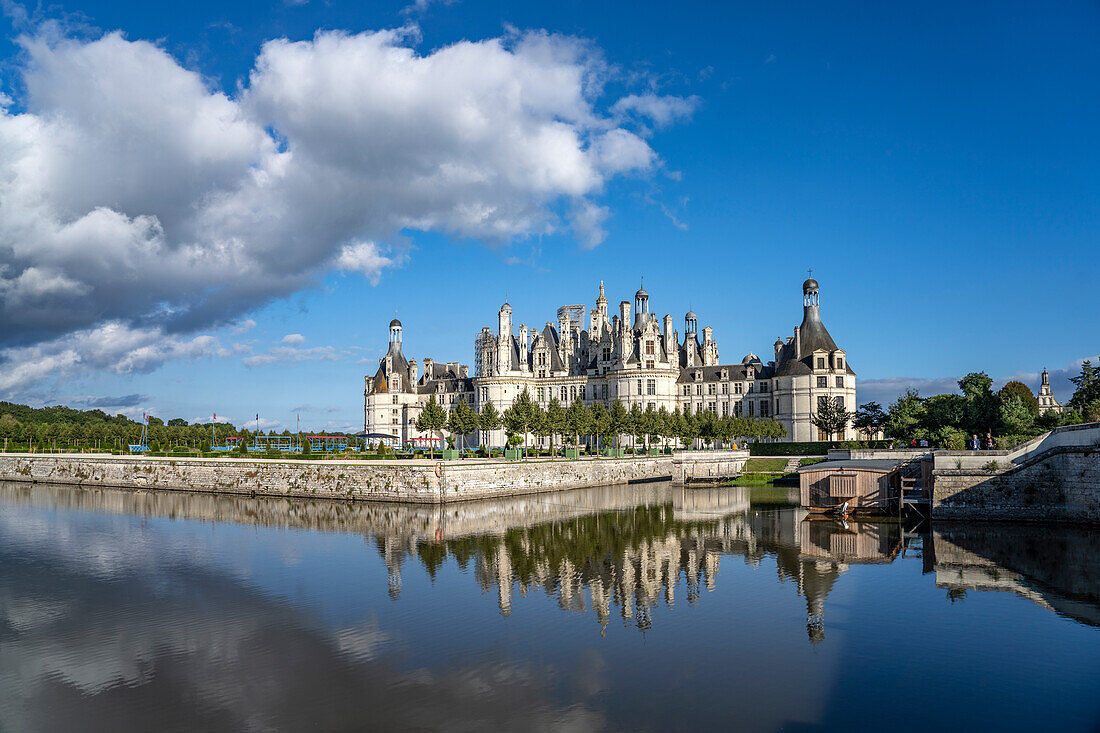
[743,457,789,473]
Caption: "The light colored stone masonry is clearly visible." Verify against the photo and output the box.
[932,449,1100,523]
[0,453,674,504]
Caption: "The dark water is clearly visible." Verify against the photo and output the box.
[1,481,1098,732]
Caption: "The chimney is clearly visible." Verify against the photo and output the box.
[519,324,529,370]
[620,301,631,332]
[423,357,433,379]
[793,327,801,359]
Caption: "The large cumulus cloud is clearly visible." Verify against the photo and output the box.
[0,25,694,395]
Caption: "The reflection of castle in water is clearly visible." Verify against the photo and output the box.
[5,481,1098,638]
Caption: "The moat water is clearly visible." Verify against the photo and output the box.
[1,480,1098,732]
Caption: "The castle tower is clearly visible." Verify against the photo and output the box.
[633,281,649,330]
[1037,368,1064,415]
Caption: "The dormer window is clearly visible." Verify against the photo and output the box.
[816,357,826,370]
[721,369,728,380]
[694,370,702,381]
[837,357,845,369]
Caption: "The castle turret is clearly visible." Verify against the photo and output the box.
[797,278,838,359]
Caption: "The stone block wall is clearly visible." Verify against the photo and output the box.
[932,447,1100,523]
[0,454,675,504]
[670,450,750,485]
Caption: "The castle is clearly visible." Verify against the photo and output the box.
[364,278,856,446]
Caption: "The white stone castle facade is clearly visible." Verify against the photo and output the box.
[365,278,856,446]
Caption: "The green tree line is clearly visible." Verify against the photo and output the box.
[846,364,1099,450]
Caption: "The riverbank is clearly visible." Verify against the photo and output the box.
[0,452,675,503]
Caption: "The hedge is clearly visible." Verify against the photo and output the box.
[748,440,894,456]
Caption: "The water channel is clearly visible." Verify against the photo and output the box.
[1,480,1097,731]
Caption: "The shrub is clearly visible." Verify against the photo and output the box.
[748,440,893,456]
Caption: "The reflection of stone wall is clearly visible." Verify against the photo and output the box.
[0,454,674,503]
[933,523,1100,626]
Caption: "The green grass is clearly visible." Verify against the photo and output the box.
[798,457,826,467]
[743,457,789,473]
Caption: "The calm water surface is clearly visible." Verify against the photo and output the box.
[1,480,1098,732]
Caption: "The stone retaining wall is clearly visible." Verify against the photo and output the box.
[932,447,1100,523]
[0,453,673,504]
[670,450,750,485]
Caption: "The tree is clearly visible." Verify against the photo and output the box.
[999,396,1034,435]
[414,394,447,459]
[607,400,628,451]
[998,380,1040,417]
[478,401,501,450]
[628,403,645,451]
[811,397,852,441]
[655,406,671,451]
[545,398,566,457]
[922,394,966,433]
[678,409,700,449]
[1068,360,1100,412]
[852,401,887,439]
[446,397,478,452]
[502,388,537,458]
[885,388,925,439]
[564,400,591,451]
[959,372,999,435]
[589,402,610,452]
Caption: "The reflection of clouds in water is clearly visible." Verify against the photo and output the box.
[0,509,608,732]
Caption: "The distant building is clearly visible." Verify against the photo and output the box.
[365,278,857,445]
[1037,368,1063,415]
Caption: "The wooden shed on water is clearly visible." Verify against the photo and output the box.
[798,459,908,513]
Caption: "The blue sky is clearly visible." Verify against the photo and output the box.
[0,0,1097,431]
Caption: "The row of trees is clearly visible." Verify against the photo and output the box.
[413,388,787,458]
[0,402,351,453]
[842,365,1100,449]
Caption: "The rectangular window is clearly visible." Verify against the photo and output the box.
[735,382,743,394]
[636,380,642,395]
[818,396,829,411]
[392,396,398,404]
[580,386,586,400]
[817,376,828,388]
[721,383,728,394]
[748,401,755,416]
[835,376,844,388]
[722,401,729,416]
[683,385,690,396]
[648,402,655,412]
[837,357,844,369]
[561,386,568,400]
[646,360,655,369]
[760,401,770,417]
[646,379,656,396]
[835,396,845,409]
[646,341,655,355]
[537,387,545,402]
[709,402,716,413]
[602,384,608,399]
[734,402,742,416]
[759,381,769,392]
[707,383,715,395]
[602,347,611,361]
[570,385,576,400]
[695,384,702,395]
[816,358,826,370]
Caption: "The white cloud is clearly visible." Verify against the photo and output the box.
[232,319,257,334]
[0,321,242,394]
[280,333,306,345]
[570,201,610,250]
[335,241,399,285]
[0,25,690,397]
[242,345,343,368]
[611,93,700,130]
